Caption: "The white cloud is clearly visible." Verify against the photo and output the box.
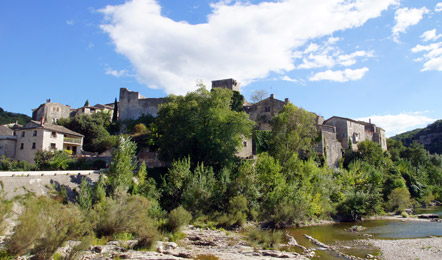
[412,42,442,71]
[100,0,397,95]
[357,112,436,137]
[309,67,369,82]
[436,3,442,12]
[105,67,130,77]
[281,75,297,82]
[66,20,74,25]
[295,38,373,69]
[392,7,429,42]
[420,29,442,42]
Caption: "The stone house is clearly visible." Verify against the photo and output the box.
[73,103,115,118]
[119,88,166,121]
[323,116,387,151]
[245,94,290,130]
[32,100,73,123]
[0,125,17,159]
[14,120,84,163]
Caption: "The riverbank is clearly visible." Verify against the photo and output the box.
[65,226,310,260]
[364,237,442,260]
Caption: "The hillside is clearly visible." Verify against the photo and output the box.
[0,107,31,125]
[392,119,442,154]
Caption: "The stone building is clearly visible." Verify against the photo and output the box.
[323,116,387,151]
[245,94,290,130]
[315,121,342,167]
[14,121,84,163]
[0,125,17,159]
[119,88,166,121]
[74,103,115,117]
[32,100,73,123]
[211,78,240,92]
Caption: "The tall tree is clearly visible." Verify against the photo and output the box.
[153,86,254,169]
[107,136,137,194]
[112,98,118,122]
[269,103,318,164]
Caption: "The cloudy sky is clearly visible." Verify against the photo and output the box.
[1,0,441,136]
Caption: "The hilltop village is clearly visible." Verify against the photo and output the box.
[0,79,386,167]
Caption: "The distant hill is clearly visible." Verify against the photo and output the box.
[0,107,31,125]
[392,119,442,154]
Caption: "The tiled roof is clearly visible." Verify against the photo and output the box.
[21,121,84,137]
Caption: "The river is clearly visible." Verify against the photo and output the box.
[285,206,442,259]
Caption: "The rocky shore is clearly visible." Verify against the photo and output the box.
[64,227,310,260]
[366,237,442,260]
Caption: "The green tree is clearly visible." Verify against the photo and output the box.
[387,187,411,213]
[107,136,137,194]
[356,140,385,167]
[269,103,318,165]
[77,177,93,211]
[58,113,116,153]
[153,86,254,169]
[84,99,89,107]
[112,98,118,122]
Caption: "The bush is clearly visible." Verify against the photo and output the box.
[92,194,160,248]
[217,195,248,228]
[247,228,283,249]
[164,206,192,234]
[5,196,90,259]
[133,123,148,135]
[387,187,411,214]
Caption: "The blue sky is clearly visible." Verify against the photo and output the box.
[1,0,441,136]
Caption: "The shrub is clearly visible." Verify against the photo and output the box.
[164,206,192,234]
[5,196,90,259]
[133,123,148,135]
[217,195,248,228]
[401,211,409,218]
[92,194,160,248]
[387,187,411,214]
[246,228,283,249]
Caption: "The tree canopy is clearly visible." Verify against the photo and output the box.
[269,103,318,164]
[153,86,254,169]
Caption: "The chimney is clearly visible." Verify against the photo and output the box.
[285,98,289,103]
[369,118,371,124]
[270,94,274,99]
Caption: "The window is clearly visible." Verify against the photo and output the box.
[21,131,25,137]
[20,143,24,150]
[32,143,36,149]
[50,143,56,149]
[265,106,271,112]
[33,130,37,136]
[51,131,57,138]
[243,141,247,147]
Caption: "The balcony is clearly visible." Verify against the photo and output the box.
[63,137,82,144]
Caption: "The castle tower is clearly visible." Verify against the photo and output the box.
[211,78,240,92]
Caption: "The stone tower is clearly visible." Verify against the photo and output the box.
[211,78,240,92]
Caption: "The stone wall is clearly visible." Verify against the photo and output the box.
[317,125,342,167]
[0,170,101,200]
[119,88,166,121]
[0,137,16,159]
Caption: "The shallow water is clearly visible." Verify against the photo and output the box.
[285,206,442,260]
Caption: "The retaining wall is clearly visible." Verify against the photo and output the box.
[0,170,102,200]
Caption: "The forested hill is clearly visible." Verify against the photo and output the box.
[392,119,442,154]
[0,107,31,125]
